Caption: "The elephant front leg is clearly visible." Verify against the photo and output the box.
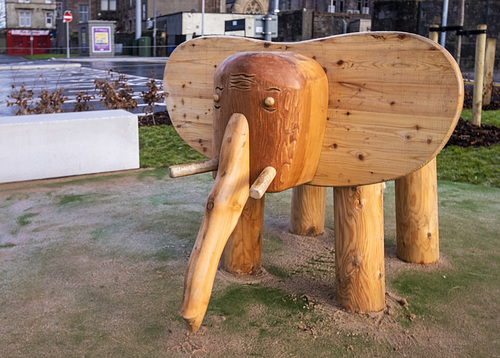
[220,196,265,275]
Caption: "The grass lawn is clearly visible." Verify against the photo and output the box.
[23,54,78,60]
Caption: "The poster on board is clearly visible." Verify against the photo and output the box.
[93,27,111,52]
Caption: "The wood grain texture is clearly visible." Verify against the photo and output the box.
[395,158,439,264]
[290,184,326,236]
[212,51,328,192]
[334,184,385,312]
[483,38,496,105]
[250,167,277,200]
[180,113,250,332]
[220,196,265,274]
[164,32,463,186]
[472,25,487,126]
[168,158,218,178]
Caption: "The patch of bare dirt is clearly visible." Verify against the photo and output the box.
[446,118,500,147]
[139,110,172,126]
[462,85,500,110]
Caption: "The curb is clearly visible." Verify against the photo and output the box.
[0,63,82,71]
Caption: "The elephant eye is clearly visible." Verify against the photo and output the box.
[263,96,276,112]
[214,87,223,109]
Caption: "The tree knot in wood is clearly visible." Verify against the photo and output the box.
[352,254,362,268]
[206,200,215,211]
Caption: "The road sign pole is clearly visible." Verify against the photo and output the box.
[63,11,72,59]
[66,20,70,58]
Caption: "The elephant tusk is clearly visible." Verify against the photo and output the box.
[180,113,250,332]
[249,166,277,200]
[168,158,219,178]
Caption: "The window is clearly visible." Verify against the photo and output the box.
[79,5,88,23]
[46,12,53,27]
[334,0,344,12]
[101,0,116,11]
[19,11,31,27]
[18,0,30,3]
[142,3,146,20]
[45,0,52,4]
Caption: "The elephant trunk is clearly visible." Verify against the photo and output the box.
[180,113,250,332]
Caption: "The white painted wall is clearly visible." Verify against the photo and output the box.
[0,110,139,184]
[182,12,256,39]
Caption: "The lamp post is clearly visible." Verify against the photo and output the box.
[201,0,205,36]
[136,0,141,40]
[440,0,449,47]
[153,0,156,57]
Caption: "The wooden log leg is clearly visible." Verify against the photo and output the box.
[334,183,385,313]
[220,196,264,274]
[290,185,327,236]
[395,158,439,264]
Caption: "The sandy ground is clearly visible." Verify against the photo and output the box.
[1,169,499,357]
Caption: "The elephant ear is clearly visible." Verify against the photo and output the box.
[164,33,463,186]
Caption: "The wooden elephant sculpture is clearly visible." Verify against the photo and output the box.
[164,33,464,332]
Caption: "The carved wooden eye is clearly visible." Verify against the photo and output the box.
[264,97,275,107]
[213,94,220,102]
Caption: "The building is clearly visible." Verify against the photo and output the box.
[3,0,56,55]
[280,0,371,14]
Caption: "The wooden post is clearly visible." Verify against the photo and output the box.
[334,183,385,313]
[472,24,487,126]
[429,25,439,43]
[220,197,264,274]
[395,158,439,264]
[455,0,465,66]
[290,185,326,236]
[483,38,496,106]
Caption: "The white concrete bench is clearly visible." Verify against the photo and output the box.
[0,110,139,184]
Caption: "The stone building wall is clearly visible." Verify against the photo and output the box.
[372,0,499,69]
[276,9,369,41]
[232,0,269,14]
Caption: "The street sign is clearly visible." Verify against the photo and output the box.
[63,11,72,23]
[64,11,72,58]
